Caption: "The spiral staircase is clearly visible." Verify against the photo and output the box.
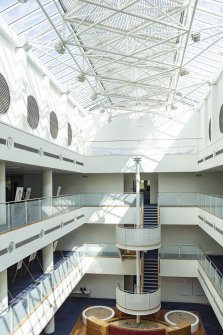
[116,201,161,316]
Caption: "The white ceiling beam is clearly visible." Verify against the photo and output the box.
[78,0,189,32]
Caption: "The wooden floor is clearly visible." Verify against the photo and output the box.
[69,308,206,335]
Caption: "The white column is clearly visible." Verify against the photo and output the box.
[0,162,6,202]
[0,162,6,229]
[43,243,55,334]
[134,157,141,324]
[42,170,53,198]
[0,269,8,313]
[42,243,54,273]
[211,83,217,144]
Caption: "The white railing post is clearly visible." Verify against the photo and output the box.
[7,203,11,230]
[25,201,28,225]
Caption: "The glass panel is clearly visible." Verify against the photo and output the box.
[0,309,11,335]
[0,204,7,233]
[9,202,26,229]
[27,199,41,224]
[11,298,28,331]
[41,197,53,219]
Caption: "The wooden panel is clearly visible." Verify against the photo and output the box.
[87,316,109,335]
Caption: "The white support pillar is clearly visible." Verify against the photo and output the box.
[43,243,55,333]
[42,170,53,198]
[0,162,6,202]
[211,83,217,144]
[43,243,54,273]
[0,269,8,313]
[133,157,141,324]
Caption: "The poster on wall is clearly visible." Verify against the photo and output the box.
[25,188,31,200]
[14,187,24,202]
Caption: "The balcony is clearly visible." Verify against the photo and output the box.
[116,225,161,251]
[116,287,161,315]
[0,193,139,234]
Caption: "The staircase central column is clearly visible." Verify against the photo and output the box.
[134,157,141,324]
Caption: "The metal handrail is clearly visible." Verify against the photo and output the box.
[1,192,141,205]
[116,286,159,294]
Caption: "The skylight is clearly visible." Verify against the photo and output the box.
[0,0,223,115]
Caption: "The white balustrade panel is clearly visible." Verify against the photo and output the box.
[116,287,161,315]
[116,226,161,250]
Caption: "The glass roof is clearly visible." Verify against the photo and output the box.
[1,0,223,116]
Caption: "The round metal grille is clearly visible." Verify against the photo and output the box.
[209,119,211,141]
[27,95,39,129]
[50,111,58,139]
[219,105,223,133]
[0,73,10,114]
[68,122,72,146]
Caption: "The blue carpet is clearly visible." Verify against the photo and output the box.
[208,255,223,275]
[41,297,115,335]
[41,298,223,335]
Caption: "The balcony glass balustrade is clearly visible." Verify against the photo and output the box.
[0,243,222,334]
[116,225,161,250]
[116,287,161,315]
[159,192,223,218]
[0,193,139,234]
[160,245,223,300]
[0,247,84,335]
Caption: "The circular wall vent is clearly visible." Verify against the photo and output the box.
[68,122,72,146]
[50,111,58,139]
[209,119,211,141]
[219,104,223,133]
[0,73,10,114]
[27,95,39,129]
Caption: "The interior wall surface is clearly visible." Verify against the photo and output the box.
[58,224,116,250]
[161,226,223,254]
[0,19,82,154]
[53,173,124,195]
[75,274,123,299]
[83,109,199,143]
[161,277,208,304]
[158,172,223,195]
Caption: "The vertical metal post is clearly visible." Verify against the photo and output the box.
[7,204,11,231]
[134,157,141,324]
[25,201,28,225]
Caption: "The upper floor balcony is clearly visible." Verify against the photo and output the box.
[0,192,140,234]
[159,192,223,247]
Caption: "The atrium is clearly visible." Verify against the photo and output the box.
[0,0,223,334]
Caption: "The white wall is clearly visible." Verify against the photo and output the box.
[160,208,198,225]
[58,224,116,250]
[53,173,124,195]
[158,172,223,195]
[75,274,123,299]
[161,225,223,254]
[0,17,83,154]
[161,277,208,304]
[83,107,199,143]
